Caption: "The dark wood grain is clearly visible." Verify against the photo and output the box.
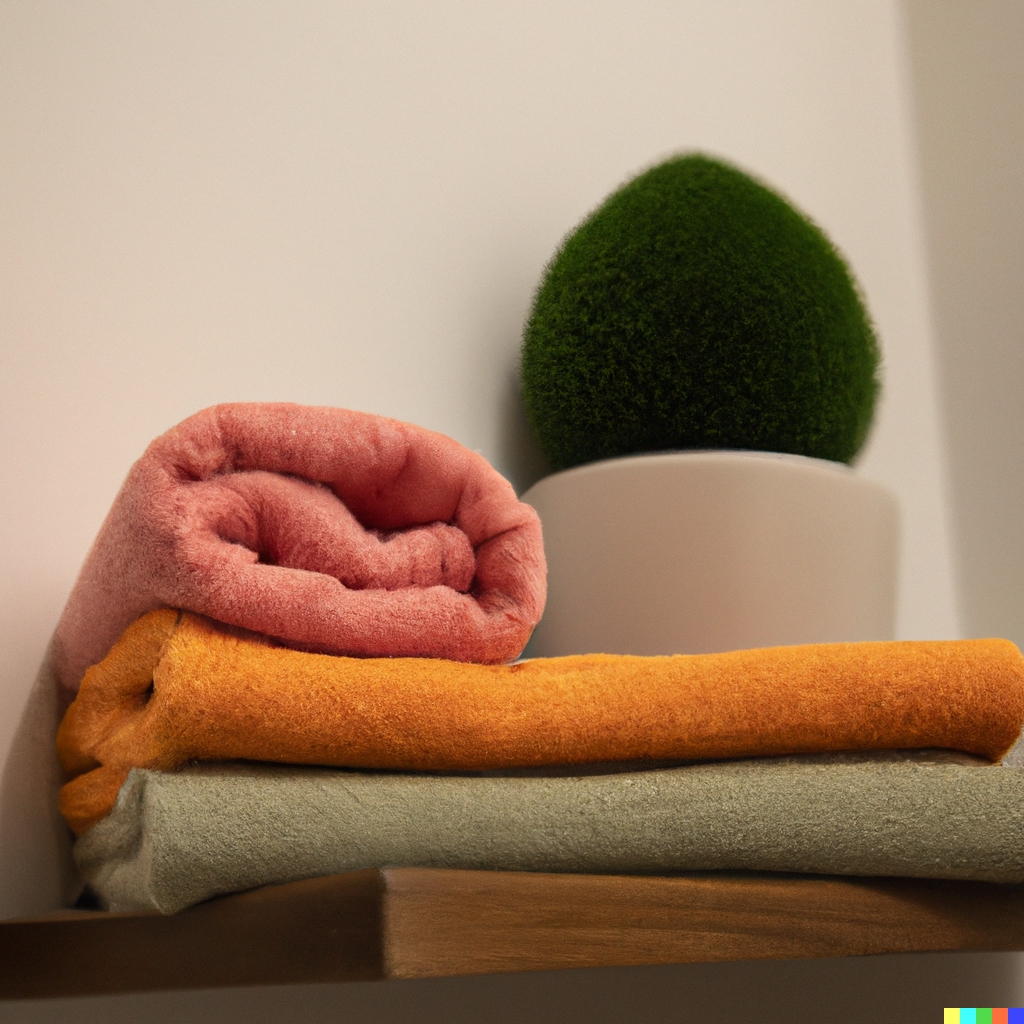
[380,870,1024,978]
[3,870,1024,999]
[0,869,385,1000]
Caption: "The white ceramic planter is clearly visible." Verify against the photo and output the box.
[521,451,899,657]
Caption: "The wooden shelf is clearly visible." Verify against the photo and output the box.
[3,869,1024,999]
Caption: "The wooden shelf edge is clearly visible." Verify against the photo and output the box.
[3,869,1024,1000]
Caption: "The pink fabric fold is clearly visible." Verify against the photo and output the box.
[52,403,546,695]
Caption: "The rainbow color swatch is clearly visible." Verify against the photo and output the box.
[944,1011,1024,1023]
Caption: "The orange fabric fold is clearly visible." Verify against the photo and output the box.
[57,610,1024,835]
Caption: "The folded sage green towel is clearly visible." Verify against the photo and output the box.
[75,753,1024,914]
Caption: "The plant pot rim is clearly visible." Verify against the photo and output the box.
[536,449,855,487]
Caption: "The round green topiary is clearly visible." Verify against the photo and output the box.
[520,154,880,471]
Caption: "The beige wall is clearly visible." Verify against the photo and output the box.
[904,0,1024,648]
[2,1,1018,1019]
[0,4,961,789]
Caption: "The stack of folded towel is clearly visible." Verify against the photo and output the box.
[53,404,1024,914]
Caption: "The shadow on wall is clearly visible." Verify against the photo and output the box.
[495,368,552,497]
[3,950,1022,1024]
[0,653,79,920]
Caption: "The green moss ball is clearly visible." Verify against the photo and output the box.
[520,154,880,470]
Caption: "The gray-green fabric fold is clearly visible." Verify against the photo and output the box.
[75,752,1024,914]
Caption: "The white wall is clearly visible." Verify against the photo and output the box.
[1,1,997,1020]
[904,0,1024,649]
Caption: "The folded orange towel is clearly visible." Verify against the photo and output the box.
[56,611,1024,835]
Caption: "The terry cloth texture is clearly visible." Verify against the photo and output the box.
[75,754,1024,915]
[50,403,546,697]
[57,610,1024,834]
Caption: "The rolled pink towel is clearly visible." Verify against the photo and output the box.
[52,403,546,695]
